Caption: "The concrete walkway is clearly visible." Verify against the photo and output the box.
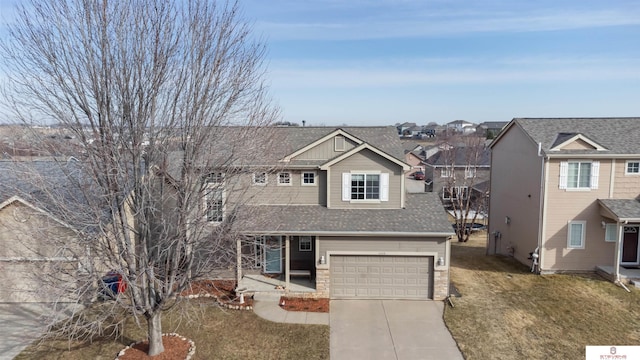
[330,300,463,360]
[252,293,329,325]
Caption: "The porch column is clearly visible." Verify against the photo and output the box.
[285,235,290,289]
[236,238,242,286]
[614,223,622,282]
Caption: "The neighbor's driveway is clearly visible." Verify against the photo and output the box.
[330,300,463,360]
[0,303,47,359]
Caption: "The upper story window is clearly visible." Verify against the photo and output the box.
[205,172,224,222]
[253,172,267,186]
[335,136,345,152]
[302,171,316,186]
[626,161,640,175]
[440,166,452,178]
[277,172,291,186]
[559,161,599,190]
[342,172,389,202]
[567,221,585,249]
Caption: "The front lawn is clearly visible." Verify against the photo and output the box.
[444,233,640,359]
[16,298,329,360]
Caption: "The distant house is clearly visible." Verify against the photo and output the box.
[446,120,476,134]
[488,118,640,284]
[476,121,508,138]
[396,122,417,136]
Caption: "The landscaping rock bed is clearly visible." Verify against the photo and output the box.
[180,280,254,310]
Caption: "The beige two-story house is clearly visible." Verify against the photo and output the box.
[217,126,455,300]
[488,118,640,284]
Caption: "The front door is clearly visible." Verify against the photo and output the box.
[263,236,282,273]
[622,226,640,265]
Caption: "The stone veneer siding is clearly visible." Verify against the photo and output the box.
[313,267,449,301]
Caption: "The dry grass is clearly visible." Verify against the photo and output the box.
[16,298,329,360]
[444,233,640,360]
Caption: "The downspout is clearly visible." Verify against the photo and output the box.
[614,221,631,292]
[536,142,547,274]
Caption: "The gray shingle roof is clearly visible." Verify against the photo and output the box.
[513,118,640,155]
[599,199,640,221]
[237,192,454,235]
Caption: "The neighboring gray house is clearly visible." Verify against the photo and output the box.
[226,127,454,300]
[488,118,640,285]
[423,144,491,206]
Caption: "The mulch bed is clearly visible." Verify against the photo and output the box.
[116,334,194,360]
[279,296,329,313]
[180,280,254,308]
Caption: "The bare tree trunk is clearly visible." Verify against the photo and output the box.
[147,312,164,356]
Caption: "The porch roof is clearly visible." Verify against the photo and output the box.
[238,192,454,236]
[598,199,640,222]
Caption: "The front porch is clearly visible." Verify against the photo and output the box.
[596,265,640,284]
[237,273,316,295]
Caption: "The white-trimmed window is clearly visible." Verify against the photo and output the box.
[277,172,291,186]
[253,172,267,185]
[626,161,640,175]
[302,171,316,186]
[465,167,476,178]
[440,166,452,178]
[442,186,468,201]
[342,172,389,202]
[335,136,345,151]
[567,221,586,248]
[559,161,599,190]
[205,172,224,222]
[299,236,312,251]
[605,223,617,242]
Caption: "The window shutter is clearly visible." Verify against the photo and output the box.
[559,161,568,189]
[342,173,350,201]
[380,173,389,201]
[591,161,599,189]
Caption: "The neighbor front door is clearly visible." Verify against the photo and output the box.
[622,226,640,265]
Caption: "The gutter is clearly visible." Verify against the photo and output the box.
[242,230,456,237]
[537,143,547,274]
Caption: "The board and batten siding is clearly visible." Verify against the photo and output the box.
[327,149,404,209]
[294,136,358,161]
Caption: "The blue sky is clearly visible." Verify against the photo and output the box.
[242,0,640,126]
[1,1,639,126]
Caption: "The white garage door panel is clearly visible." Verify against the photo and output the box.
[331,255,433,300]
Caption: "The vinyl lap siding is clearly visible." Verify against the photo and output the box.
[319,236,447,260]
[294,137,358,161]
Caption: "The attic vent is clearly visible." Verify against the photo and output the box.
[335,136,345,152]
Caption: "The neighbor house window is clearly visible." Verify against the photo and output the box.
[277,172,291,186]
[626,161,640,175]
[302,171,316,186]
[567,221,586,248]
[559,161,599,190]
[440,167,452,177]
[299,236,312,251]
[253,172,267,185]
[465,167,476,178]
[335,136,345,151]
[342,172,389,201]
[443,186,468,201]
[605,223,617,242]
[205,173,224,222]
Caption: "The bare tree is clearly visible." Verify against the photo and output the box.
[438,135,490,242]
[1,0,280,355]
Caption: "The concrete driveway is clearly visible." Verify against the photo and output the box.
[0,303,48,359]
[330,300,463,360]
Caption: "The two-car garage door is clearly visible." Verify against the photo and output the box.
[330,255,433,300]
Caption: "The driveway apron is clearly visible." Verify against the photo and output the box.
[330,300,463,360]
